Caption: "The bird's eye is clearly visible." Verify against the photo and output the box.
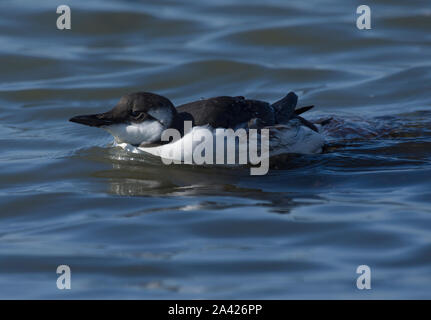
[132,111,146,120]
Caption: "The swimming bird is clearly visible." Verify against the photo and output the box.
[69,91,326,163]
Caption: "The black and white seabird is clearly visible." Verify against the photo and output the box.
[69,91,326,160]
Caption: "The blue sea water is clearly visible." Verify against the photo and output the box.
[0,0,430,299]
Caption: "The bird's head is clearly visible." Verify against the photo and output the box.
[69,92,177,146]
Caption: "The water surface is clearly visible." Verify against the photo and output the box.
[0,0,430,299]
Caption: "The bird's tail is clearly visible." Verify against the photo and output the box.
[272,92,318,132]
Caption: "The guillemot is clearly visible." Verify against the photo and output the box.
[69,91,326,163]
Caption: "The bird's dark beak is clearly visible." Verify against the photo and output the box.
[69,113,114,127]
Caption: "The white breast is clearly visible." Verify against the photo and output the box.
[116,121,326,164]
[120,125,216,162]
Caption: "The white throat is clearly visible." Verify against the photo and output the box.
[104,120,165,146]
